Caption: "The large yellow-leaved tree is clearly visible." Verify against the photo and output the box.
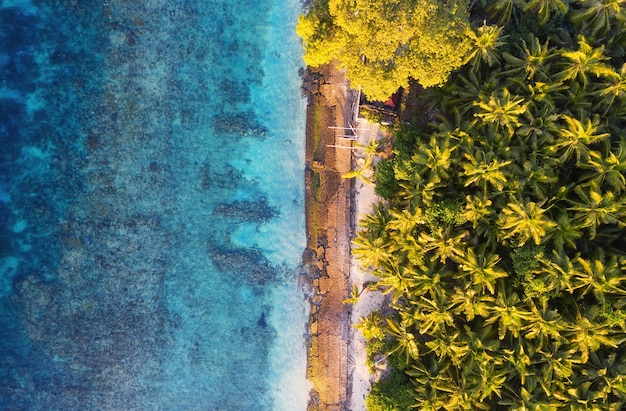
[297,0,475,101]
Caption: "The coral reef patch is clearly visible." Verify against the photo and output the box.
[211,111,268,137]
[207,239,282,285]
[213,197,279,222]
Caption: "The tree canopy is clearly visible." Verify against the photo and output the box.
[297,0,475,101]
[350,0,626,408]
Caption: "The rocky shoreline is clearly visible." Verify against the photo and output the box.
[301,62,358,411]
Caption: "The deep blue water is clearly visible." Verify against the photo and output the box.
[0,1,309,409]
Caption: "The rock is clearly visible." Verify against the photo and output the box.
[211,111,268,137]
[316,245,325,260]
[212,197,278,223]
[316,260,325,271]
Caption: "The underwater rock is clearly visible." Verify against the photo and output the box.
[211,111,267,138]
[212,197,278,223]
[218,79,250,105]
[0,99,26,150]
[198,163,244,190]
[207,240,278,285]
[239,323,276,351]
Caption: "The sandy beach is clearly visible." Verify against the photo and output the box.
[346,118,388,411]
[302,62,385,411]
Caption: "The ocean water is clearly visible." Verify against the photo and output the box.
[0,0,310,409]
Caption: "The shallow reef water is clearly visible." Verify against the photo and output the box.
[0,0,309,409]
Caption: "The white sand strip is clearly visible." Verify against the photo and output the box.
[346,117,388,411]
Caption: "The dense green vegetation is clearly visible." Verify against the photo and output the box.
[346,0,626,409]
[297,0,475,100]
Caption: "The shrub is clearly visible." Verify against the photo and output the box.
[366,370,414,411]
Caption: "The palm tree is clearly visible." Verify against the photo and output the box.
[571,0,626,39]
[464,324,502,362]
[387,207,424,234]
[578,350,626,406]
[357,202,390,238]
[385,318,419,361]
[341,137,381,183]
[474,87,529,136]
[539,250,581,295]
[567,181,626,239]
[566,80,596,119]
[502,386,565,410]
[355,310,385,341]
[396,167,440,208]
[461,149,512,197]
[396,230,425,266]
[418,227,468,264]
[449,71,499,121]
[557,36,613,85]
[523,299,567,350]
[411,134,458,187]
[516,157,559,200]
[523,0,570,25]
[408,358,455,410]
[501,338,533,387]
[343,284,363,305]
[524,82,567,112]
[353,234,394,269]
[605,97,626,136]
[579,141,626,193]
[573,249,626,303]
[593,63,626,113]
[485,286,531,340]
[410,391,448,411]
[464,194,495,229]
[563,309,621,364]
[533,342,576,396]
[341,158,373,183]
[458,247,508,294]
[550,115,610,164]
[423,78,461,117]
[424,331,470,367]
[465,23,508,71]
[451,285,495,321]
[486,0,524,25]
[385,208,427,266]
[376,264,419,303]
[502,35,556,82]
[408,287,456,336]
[445,390,491,411]
[405,267,450,301]
[497,198,557,246]
[476,361,508,402]
[550,209,584,252]
[406,258,455,295]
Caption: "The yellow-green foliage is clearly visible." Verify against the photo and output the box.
[353,1,626,408]
[297,0,475,101]
[304,2,626,410]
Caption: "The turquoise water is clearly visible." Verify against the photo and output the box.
[0,0,309,409]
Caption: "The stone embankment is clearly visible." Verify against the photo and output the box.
[302,62,357,411]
